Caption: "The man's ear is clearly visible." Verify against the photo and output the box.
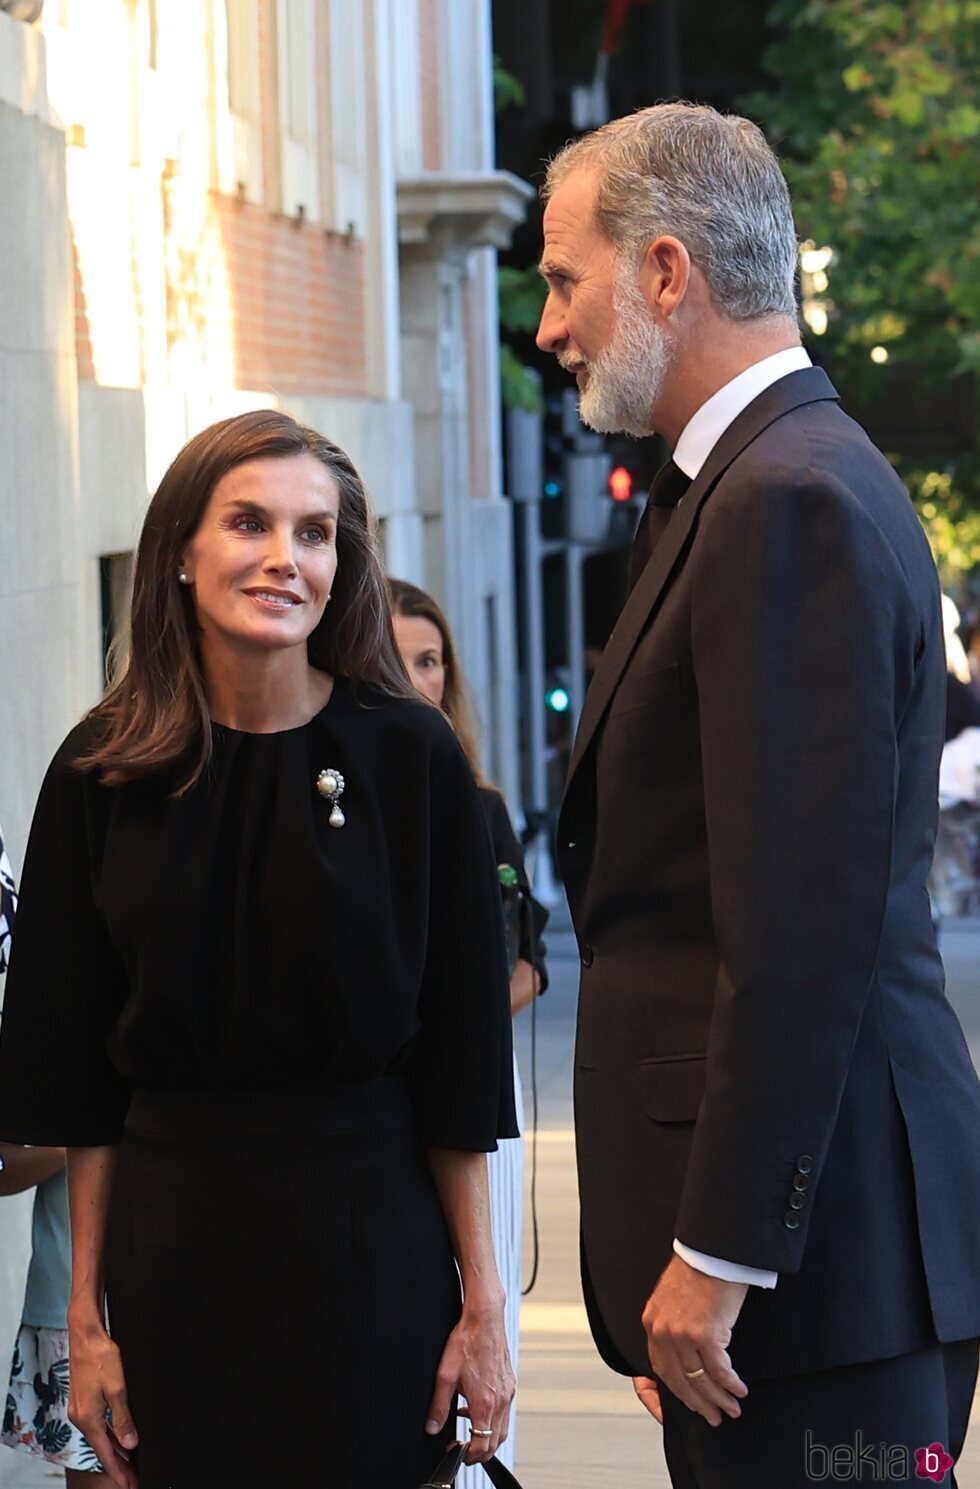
[640,235,691,320]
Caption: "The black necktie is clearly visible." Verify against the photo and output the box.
[628,459,691,592]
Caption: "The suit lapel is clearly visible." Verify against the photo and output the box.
[566,367,840,786]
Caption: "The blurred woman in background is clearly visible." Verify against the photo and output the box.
[389,577,547,1481]
[0,821,102,1485]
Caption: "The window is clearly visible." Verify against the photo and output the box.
[277,0,320,219]
[323,0,368,236]
[214,0,263,204]
[100,553,135,672]
[387,0,422,177]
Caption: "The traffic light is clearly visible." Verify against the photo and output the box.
[609,465,633,502]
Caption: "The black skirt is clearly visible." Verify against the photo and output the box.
[105,1078,461,1489]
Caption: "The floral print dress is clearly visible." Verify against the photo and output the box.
[3,1308,103,1471]
[0,820,102,1472]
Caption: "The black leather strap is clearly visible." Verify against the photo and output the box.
[419,1442,525,1488]
[420,1441,469,1487]
[484,1457,523,1488]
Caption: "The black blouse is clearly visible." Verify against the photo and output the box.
[0,679,517,1151]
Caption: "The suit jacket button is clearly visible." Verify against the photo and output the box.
[788,1191,806,1210]
[792,1173,810,1192]
[783,1211,802,1230]
[581,943,594,967]
[796,1155,814,1175]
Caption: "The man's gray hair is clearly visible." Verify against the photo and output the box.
[544,103,798,322]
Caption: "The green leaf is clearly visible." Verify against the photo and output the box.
[948,103,980,137]
[892,87,927,124]
[842,63,872,91]
[500,346,544,413]
[493,55,524,113]
[498,265,547,334]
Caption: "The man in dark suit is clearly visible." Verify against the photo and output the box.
[536,103,980,1487]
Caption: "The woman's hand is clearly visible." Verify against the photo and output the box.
[509,957,539,1017]
[425,1295,515,1465]
[67,1315,139,1489]
[633,1374,663,1423]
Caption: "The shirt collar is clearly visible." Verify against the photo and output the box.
[672,347,812,480]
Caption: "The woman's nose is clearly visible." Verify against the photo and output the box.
[263,530,298,576]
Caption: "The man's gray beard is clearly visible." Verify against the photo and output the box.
[577,274,671,438]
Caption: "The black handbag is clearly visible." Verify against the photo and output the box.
[420,1440,524,1488]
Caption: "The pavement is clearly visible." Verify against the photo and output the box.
[1,913,978,1489]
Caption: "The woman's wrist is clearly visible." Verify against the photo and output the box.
[67,1298,108,1336]
[459,1280,506,1319]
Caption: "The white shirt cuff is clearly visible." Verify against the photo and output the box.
[673,1239,778,1290]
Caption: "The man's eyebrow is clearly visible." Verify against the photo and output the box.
[538,260,570,281]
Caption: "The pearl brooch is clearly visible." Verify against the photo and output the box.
[316,768,346,828]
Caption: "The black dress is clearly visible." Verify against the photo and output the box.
[0,679,517,1489]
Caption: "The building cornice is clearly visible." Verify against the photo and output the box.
[396,171,535,254]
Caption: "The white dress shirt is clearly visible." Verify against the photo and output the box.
[670,345,812,1292]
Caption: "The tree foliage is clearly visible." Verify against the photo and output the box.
[493,54,525,113]
[746,1,980,575]
[749,0,979,384]
[497,265,546,412]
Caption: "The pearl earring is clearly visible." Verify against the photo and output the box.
[178,571,190,584]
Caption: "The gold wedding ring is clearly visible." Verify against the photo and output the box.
[684,1366,707,1379]
[469,1428,493,1438]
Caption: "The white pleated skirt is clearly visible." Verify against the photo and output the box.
[456,1054,524,1478]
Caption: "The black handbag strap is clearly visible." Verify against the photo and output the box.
[485,1457,522,1488]
[420,1441,524,1488]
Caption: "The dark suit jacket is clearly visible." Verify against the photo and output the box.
[558,367,980,1382]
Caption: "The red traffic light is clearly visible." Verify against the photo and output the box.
[609,465,633,502]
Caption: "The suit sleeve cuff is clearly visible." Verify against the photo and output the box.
[673,1239,778,1289]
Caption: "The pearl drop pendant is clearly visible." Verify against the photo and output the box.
[316,768,347,828]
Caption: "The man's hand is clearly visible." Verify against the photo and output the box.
[642,1254,749,1427]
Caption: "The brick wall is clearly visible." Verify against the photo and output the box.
[214,195,367,397]
[70,0,368,399]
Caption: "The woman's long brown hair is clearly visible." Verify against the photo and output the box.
[387,577,491,790]
[81,409,413,793]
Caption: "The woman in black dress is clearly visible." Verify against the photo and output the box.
[0,411,517,1489]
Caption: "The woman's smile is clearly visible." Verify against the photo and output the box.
[242,586,304,612]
